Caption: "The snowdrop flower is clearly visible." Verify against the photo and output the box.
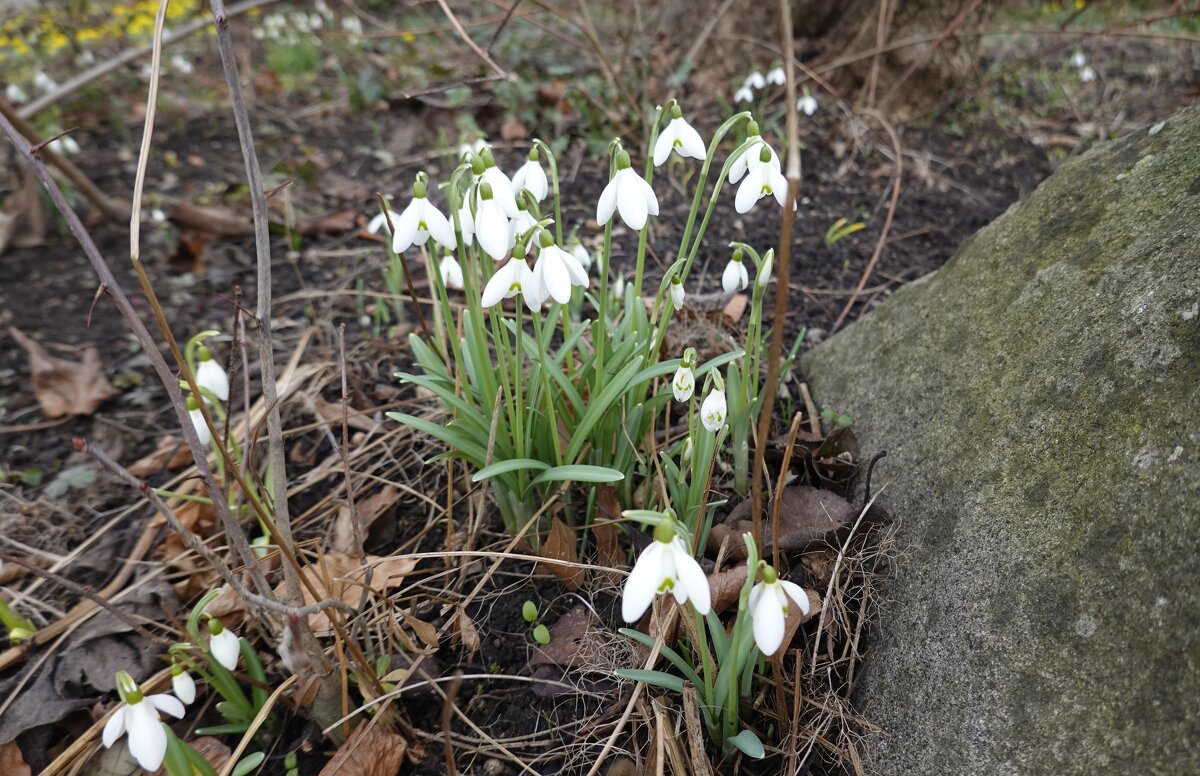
[672,349,696,402]
[766,66,786,86]
[621,511,710,622]
[1070,50,1087,69]
[366,199,391,234]
[745,71,766,90]
[700,381,727,432]
[1080,66,1097,83]
[669,277,685,310]
[454,199,475,246]
[478,147,519,217]
[748,564,810,656]
[728,122,780,184]
[341,15,363,35]
[187,396,211,446]
[597,149,659,231]
[196,346,229,402]
[735,145,789,214]
[48,135,80,155]
[653,103,706,166]
[510,203,541,253]
[32,71,58,94]
[458,137,487,161]
[170,55,194,75]
[102,671,186,772]
[734,85,755,104]
[170,665,196,705]
[439,254,464,290]
[511,148,549,202]
[722,250,749,293]
[5,83,27,103]
[481,255,536,311]
[798,89,819,117]
[570,241,592,272]
[208,618,240,671]
[756,251,774,289]
[527,231,589,306]
[392,175,456,253]
[475,183,515,261]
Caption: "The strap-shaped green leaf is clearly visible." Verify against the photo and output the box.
[727,729,765,759]
[619,628,704,691]
[472,458,551,482]
[530,464,624,486]
[614,668,684,694]
[568,356,643,461]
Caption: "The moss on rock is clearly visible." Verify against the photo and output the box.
[802,106,1200,774]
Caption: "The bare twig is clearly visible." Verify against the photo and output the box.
[485,0,525,53]
[431,0,515,80]
[337,323,364,557]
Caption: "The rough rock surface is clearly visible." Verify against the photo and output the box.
[802,106,1200,774]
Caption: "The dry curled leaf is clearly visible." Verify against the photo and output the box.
[279,553,417,635]
[9,327,118,418]
[330,485,400,555]
[454,607,480,654]
[539,517,582,591]
[128,435,194,477]
[317,721,408,776]
[0,741,31,776]
[709,485,860,558]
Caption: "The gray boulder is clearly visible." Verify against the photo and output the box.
[802,106,1200,774]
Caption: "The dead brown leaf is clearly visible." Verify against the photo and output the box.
[539,517,582,591]
[128,435,194,477]
[317,721,408,776]
[168,202,253,236]
[331,485,401,555]
[0,166,45,255]
[281,553,417,635]
[708,564,748,614]
[454,607,480,655]
[0,741,31,776]
[722,293,749,323]
[709,485,859,558]
[529,604,598,667]
[500,117,528,141]
[312,395,381,433]
[9,327,119,418]
[298,209,357,235]
[590,519,625,587]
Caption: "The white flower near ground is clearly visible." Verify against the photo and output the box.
[196,350,229,402]
[171,669,196,705]
[669,279,685,310]
[748,568,810,656]
[475,192,514,261]
[481,257,535,311]
[745,71,766,90]
[700,387,727,432]
[440,255,464,290]
[734,152,789,214]
[672,364,694,402]
[170,55,194,75]
[528,242,589,306]
[366,208,388,234]
[1080,66,1097,83]
[653,111,706,166]
[480,164,520,218]
[622,525,711,622]
[455,200,475,246]
[722,256,749,293]
[188,399,211,446]
[728,138,780,184]
[32,71,58,94]
[5,83,27,103]
[392,193,456,254]
[341,15,363,35]
[734,85,754,103]
[1070,50,1087,69]
[102,672,186,772]
[571,242,592,272]
[766,66,786,86]
[597,152,659,231]
[511,157,549,202]
[49,136,80,155]
[798,93,819,116]
[209,623,240,671]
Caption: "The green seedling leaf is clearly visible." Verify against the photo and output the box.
[231,751,266,776]
[727,729,766,759]
[522,600,539,623]
[532,624,551,644]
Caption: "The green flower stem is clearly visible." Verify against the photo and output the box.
[529,310,565,469]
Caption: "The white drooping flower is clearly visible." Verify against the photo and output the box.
[102,671,186,772]
[596,150,659,231]
[439,254,464,290]
[509,206,541,253]
[170,55,194,75]
[527,234,589,307]
[366,205,389,234]
[454,199,475,246]
[621,513,711,623]
[49,135,80,155]
[1070,50,1087,69]
[392,176,456,253]
[511,151,549,202]
[798,91,819,117]
[745,71,766,90]
[672,365,694,402]
[653,105,706,166]
[571,241,592,272]
[478,150,519,218]
[196,347,229,402]
[187,396,211,446]
[734,145,789,214]
[208,620,240,671]
[748,566,810,656]
[765,66,786,86]
[728,133,780,185]
[5,83,27,104]
[481,257,536,311]
[475,184,514,261]
[458,137,487,161]
[734,85,754,104]
[171,667,196,705]
[32,71,58,94]
[669,278,685,310]
[722,252,749,293]
[1080,66,1097,83]
[700,386,727,432]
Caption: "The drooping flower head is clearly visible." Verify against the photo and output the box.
[735,144,789,214]
[653,103,706,167]
[439,254,464,290]
[621,510,711,623]
[170,663,196,705]
[700,370,727,432]
[597,147,659,231]
[481,242,537,312]
[669,276,686,310]
[391,173,456,253]
[478,146,519,218]
[728,119,780,185]
[196,346,229,403]
[749,563,810,656]
[765,66,786,86]
[511,147,549,202]
[722,248,750,294]
[528,230,589,307]
[570,240,592,272]
[186,394,211,447]
[102,670,186,772]
[798,89,819,117]
[207,617,240,671]
[672,347,697,402]
[475,181,515,261]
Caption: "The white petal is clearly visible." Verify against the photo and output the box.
[737,262,749,289]
[766,67,785,85]
[780,580,811,616]
[211,628,240,670]
[677,120,706,160]
[571,243,591,271]
[126,701,168,771]
[102,706,127,748]
[748,582,764,615]
[366,211,387,234]
[171,672,196,705]
[544,253,572,305]
[596,177,619,225]
[483,167,519,217]
[423,203,457,251]
[652,123,676,167]
[752,584,786,655]
[670,282,685,310]
[557,246,589,287]
[196,359,229,402]
[735,167,764,214]
[391,200,422,253]
[637,173,660,216]
[734,86,754,104]
[476,201,512,261]
[482,261,518,307]
[722,261,742,294]
[700,389,726,432]
[622,542,666,623]
[728,143,751,183]
[149,693,186,719]
[189,407,211,446]
[456,202,474,245]
[514,160,548,201]
[440,256,464,290]
[670,538,710,615]
[747,71,765,89]
[769,167,790,208]
[615,171,649,231]
[672,367,694,402]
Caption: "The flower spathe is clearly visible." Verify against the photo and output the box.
[700,387,727,432]
[392,180,456,253]
[208,620,240,671]
[653,107,706,166]
[722,255,749,293]
[440,254,464,290]
[102,671,186,772]
[196,349,229,402]
[481,257,536,311]
[748,566,810,656]
[621,516,711,623]
[597,150,659,231]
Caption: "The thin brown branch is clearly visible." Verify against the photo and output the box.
[432,0,516,80]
